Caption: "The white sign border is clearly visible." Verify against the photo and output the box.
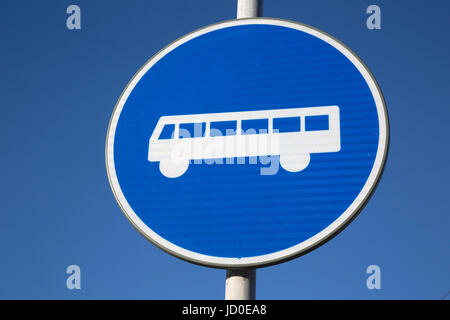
[105,18,389,268]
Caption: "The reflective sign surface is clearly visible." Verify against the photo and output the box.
[106,18,388,268]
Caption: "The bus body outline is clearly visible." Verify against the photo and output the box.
[148,106,340,178]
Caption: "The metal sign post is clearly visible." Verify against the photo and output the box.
[224,0,263,301]
[237,0,263,19]
[225,269,256,300]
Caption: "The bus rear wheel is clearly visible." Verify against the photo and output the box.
[159,160,189,178]
[280,152,310,173]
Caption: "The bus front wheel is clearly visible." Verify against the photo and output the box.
[280,152,311,173]
[159,160,189,178]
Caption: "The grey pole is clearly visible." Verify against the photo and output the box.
[224,0,262,301]
[237,0,263,19]
[225,269,256,300]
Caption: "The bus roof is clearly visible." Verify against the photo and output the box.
[157,105,339,125]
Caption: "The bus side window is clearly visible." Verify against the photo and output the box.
[210,121,236,137]
[242,119,268,135]
[305,115,329,131]
[158,124,175,139]
[273,117,301,133]
[179,123,205,139]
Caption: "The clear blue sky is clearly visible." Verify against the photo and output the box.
[0,0,448,299]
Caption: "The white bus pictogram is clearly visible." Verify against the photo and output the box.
[148,106,341,178]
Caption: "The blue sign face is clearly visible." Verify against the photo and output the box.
[106,19,389,268]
